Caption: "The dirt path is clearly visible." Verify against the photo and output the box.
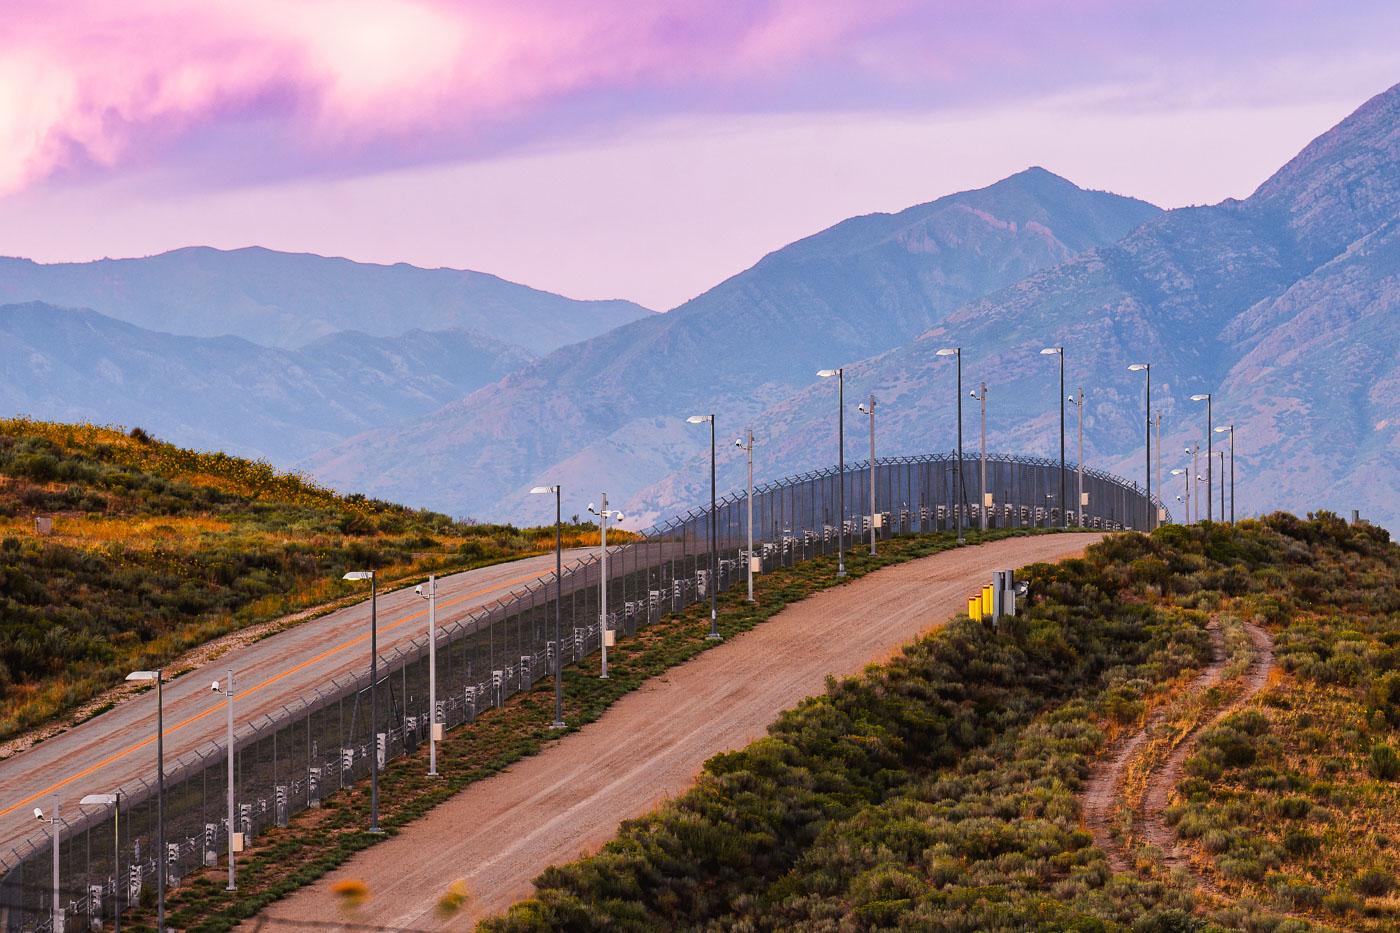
[1141,621,1275,872]
[1082,619,1275,878]
[251,533,1102,933]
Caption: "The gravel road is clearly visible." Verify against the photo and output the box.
[255,533,1103,932]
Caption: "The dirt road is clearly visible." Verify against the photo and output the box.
[255,533,1103,932]
[0,550,590,859]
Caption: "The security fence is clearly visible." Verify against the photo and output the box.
[0,451,1166,931]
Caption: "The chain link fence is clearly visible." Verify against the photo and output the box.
[0,451,1165,931]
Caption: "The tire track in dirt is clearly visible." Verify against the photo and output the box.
[1083,620,1225,873]
[1141,621,1275,873]
[1082,619,1275,880]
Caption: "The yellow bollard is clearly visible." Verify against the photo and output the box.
[982,584,994,620]
[968,594,981,621]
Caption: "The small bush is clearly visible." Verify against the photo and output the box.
[1368,743,1400,780]
[1352,868,1394,896]
[1282,828,1321,857]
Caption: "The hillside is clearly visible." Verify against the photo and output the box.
[0,245,652,353]
[0,301,535,464]
[0,418,609,741]
[484,514,1400,932]
[302,168,1162,521]
[632,81,1400,527]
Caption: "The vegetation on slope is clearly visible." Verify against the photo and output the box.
[0,417,618,741]
[483,514,1394,933]
[1159,513,1400,929]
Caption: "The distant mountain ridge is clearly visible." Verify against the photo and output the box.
[300,168,1163,522]
[0,246,652,353]
[626,82,1400,527]
[0,301,534,463]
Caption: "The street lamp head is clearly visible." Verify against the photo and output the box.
[686,414,711,423]
[342,571,373,581]
[1171,468,1187,475]
[126,670,159,682]
[935,348,958,357]
[816,368,840,378]
[1191,394,1210,401]
[529,485,557,494]
[1128,363,1149,372]
[1214,425,1232,433]
[80,794,117,806]
[1040,347,1061,355]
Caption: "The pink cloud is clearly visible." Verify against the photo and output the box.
[0,0,908,194]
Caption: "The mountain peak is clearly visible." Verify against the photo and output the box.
[1247,82,1400,257]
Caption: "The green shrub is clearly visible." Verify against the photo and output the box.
[1352,868,1394,896]
[1368,742,1400,780]
[1281,828,1321,857]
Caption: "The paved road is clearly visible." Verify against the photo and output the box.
[257,533,1104,931]
[0,550,591,861]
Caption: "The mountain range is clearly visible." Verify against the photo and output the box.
[4,82,1399,527]
[623,82,1400,527]
[0,246,651,354]
[0,302,535,462]
[301,167,1161,524]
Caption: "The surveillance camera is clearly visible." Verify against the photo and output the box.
[414,584,423,596]
[211,680,220,692]
[734,438,742,447]
[33,808,44,821]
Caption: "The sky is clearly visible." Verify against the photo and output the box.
[2,1,1399,311]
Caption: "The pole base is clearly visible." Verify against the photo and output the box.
[226,885,237,892]
[600,673,609,679]
[956,537,966,544]
[706,633,723,641]
[551,720,566,729]
[368,827,385,835]
[427,770,440,777]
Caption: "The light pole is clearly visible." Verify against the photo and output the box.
[1129,363,1151,530]
[734,432,757,598]
[1068,388,1085,525]
[857,397,877,553]
[686,414,721,639]
[1171,468,1190,524]
[1216,450,1226,519]
[587,496,625,675]
[936,348,965,543]
[125,668,165,929]
[817,368,847,575]
[340,571,382,833]
[529,485,567,727]
[35,795,61,932]
[1185,444,1199,523]
[210,671,237,890]
[414,575,440,775]
[1155,410,1163,524]
[969,382,987,531]
[79,792,122,933]
[1215,425,1235,522]
[1041,347,1066,527]
[1191,394,1213,521]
